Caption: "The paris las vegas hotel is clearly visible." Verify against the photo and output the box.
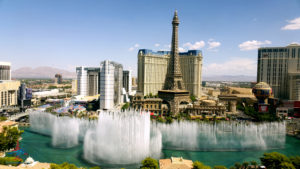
[137,49,203,98]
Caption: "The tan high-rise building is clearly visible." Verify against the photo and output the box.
[0,62,11,80]
[137,49,202,98]
[257,43,300,100]
[0,80,20,108]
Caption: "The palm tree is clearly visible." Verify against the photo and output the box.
[250,161,258,169]
[242,162,249,169]
[234,162,242,169]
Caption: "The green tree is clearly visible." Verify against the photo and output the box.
[0,126,23,151]
[279,162,296,169]
[121,103,130,111]
[242,162,249,169]
[213,166,227,169]
[48,85,58,89]
[89,167,101,169]
[290,156,300,169]
[234,162,242,169]
[140,157,158,169]
[190,95,197,102]
[156,116,165,123]
[260,152,291,169]
[250,161,258,168]
[192,161,211,169]
[165,116,173,124]
[50,162,87,169]
[87,103,93,111]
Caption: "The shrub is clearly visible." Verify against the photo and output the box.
[0,157,23,166]
[50,162,80,169]
[192,161,211,169]
[233,162,241,169]
[190,95,197,102]
[165,116,173,124]
[50,162,100,169]
[290,156,300,169]
[89,167,101,169]
[121,103,130,111]
[250,160,258,166]
[156,116,165,123]
[0,116,7,121]
[279,162,296,169]
[242,162,249,168]
[260,152,291,169]
[140,157,158,169]
[0,126,23,151]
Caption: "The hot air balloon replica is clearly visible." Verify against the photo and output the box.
[252,82,272,112]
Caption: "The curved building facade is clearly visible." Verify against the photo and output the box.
[0,62,11,80]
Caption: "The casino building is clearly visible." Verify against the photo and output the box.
[257,44,300,100]
[137,50,202,98]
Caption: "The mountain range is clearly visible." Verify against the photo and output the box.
[12,66,256,82]
[202,75,256,82]
[12,67,76,79]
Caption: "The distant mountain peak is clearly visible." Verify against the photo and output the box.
[202,75,256,82]
[12,67,76,79]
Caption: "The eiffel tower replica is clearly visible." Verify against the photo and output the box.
[158,11,190,115]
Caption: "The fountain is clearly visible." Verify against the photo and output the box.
[30,111,94,148]
[30,111,55,135]
[155,121,286,151]
[29,110,161,164]
[52,116,79,148]
[83,110,161,165]
[29,110,287,165]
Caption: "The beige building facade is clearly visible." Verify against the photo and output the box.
[257,44,300,100]
[138,49,202,98]
[0,81,20,108]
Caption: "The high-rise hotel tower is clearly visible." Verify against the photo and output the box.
[257,43,300,100]
[138,52,202,97]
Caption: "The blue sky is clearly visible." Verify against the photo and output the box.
[0,0,299,76]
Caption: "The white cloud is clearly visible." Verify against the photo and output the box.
[203,58,257,76]
[239,40,271,51]
[207,40,221,50]
[282,17,300,30]
[290,42,300,45]
[183,41,205,50]
[128,44,140,52]
[154,43,160,47]
[178,47,186,52]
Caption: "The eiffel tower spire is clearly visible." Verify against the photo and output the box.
[164,10,185,90]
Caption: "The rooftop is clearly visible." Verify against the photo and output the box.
[139,49,202,56]
[0,62,11,66]
[259,43,300,49]
[159,157,193,169]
